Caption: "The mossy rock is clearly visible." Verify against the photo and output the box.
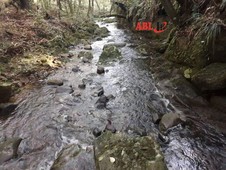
[99,45,121,64]
[51,144,81,170]
[94,132,167,170]
[191,63,226,91]
[165,33,208,68]
[94,27,109,38]
[78,51,93,60]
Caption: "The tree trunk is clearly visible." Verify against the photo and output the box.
[87,0,91,17]
[95,0,100,11]
[91,0,94,14]
[158,0,179,25]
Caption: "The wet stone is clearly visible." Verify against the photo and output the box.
[0,103,18,117]
[47,79,63,86]
[159,112,183,132]
[82,78,93,85]
[97,66,105,74]
[97,95,109,104]
[84,45,92,50]
[152,112,162,124]
[93,127,102,138]
[93,87,104,97]
[96,102,106,109]
[78,84,86,89]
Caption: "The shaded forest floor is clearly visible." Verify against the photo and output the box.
[0,8,99,101]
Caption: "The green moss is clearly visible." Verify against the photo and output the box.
[95,132,167,170]
[165,33,208,68]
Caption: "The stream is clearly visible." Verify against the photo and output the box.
[0,21,226,170]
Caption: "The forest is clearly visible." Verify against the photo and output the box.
[0,0,226,170]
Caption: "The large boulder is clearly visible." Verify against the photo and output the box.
[94,132,167,170]
[0,83,12,103]
[0,138,22,164]
[191,63,226,91]
[99,45,121,64]
[165,33,208,68]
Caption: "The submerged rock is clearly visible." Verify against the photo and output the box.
[0,103,18,117]
[0,137,22,164]
[191,63,226,91]
[94,132,167,170]
[0,83,12,103]
[47,79,63,86]
[56,86,74,94]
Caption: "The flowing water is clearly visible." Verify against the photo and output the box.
[0,21,226,170]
